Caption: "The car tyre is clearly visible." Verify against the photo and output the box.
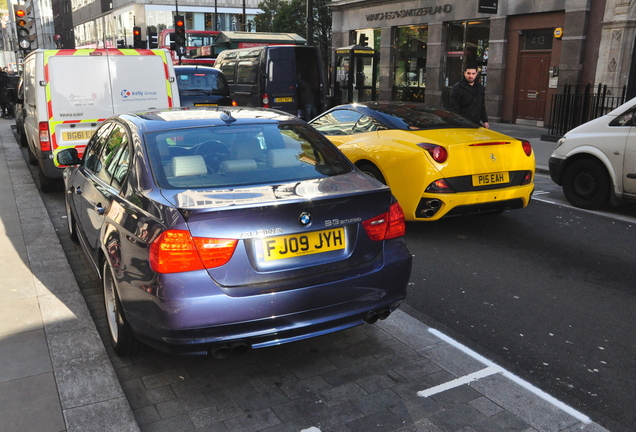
[19,128,28,147]
[65,193,79,242]
[27,146,37,165]
[357,163,386,185]
[103,260,140,356]
[562,158,610,209]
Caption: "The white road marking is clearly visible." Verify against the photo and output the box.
[426,328,592,424]
[417,366,501,397]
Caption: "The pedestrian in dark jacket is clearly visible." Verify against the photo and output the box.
[449,65,489,129]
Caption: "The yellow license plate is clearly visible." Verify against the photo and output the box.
[194,103,219,106]
[472,172,510,186]
[259,227,345,261]
[274,97,293,103]
[62,130,95,141]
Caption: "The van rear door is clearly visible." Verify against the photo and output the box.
[109,50,178,114]
[46,50,116,160]
[266,48,297,115]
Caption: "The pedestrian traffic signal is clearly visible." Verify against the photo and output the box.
[133,26,142,49]
[174,15,186,56]
[14,6,31,51]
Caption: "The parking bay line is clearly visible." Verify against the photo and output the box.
[419,327,591,424]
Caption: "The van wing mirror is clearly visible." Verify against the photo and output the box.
[56,148,82,166]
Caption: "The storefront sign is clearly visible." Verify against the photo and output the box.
[478,0,498,14]
[366,4,452,21]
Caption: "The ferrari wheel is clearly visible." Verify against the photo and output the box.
[357,163,386,185]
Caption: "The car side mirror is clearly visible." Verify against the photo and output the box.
[56,148,82,166]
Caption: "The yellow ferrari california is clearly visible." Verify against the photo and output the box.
[310,101,535,221]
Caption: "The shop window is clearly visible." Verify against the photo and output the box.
[443,20,490,105]
[394,26,428,102]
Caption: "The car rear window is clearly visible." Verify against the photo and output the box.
[176,70,228,94]
[144,123,353,189]
[368,104,477,130]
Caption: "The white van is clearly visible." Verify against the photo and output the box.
[21,48,181,192]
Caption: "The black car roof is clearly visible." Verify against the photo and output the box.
[121,107,302,133]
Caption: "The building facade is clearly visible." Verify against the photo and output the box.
[68,0,261,49]
[329,0,617,126]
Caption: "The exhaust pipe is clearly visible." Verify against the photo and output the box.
[423,209,436,218]
[363,311,379,324]
[427,199,441,209]
[210,344,231,359]
[378,308,391,320]
[230,341,249,355]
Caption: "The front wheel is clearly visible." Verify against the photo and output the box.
[103,261,140,356]
[562,159,610,209]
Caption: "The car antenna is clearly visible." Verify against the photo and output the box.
[220,110,236,124]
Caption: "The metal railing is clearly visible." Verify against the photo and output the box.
[548,83,628,137]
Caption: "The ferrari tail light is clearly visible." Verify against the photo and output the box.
[522,140,533,156]
[363,202,406,241]
[522,170,533,185]
[417,143,448,163]
[149,230,237,273]
[425,179,455,193]
[262,93,270,108]
[39,122,51,151]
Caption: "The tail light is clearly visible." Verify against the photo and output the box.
[363,202,406,241]
[417,143,448,163]
[425,179,455,193]
[39,122,51,151]
[522,140,533,156]
[262,93,270,108]
[522,170,533,185]
[149,229,237,274]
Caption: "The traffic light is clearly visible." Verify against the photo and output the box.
[358,33,369,47]
[133,26,142,49]
[117,39,126,49]
[14,6,31,51]
[174,15,186,56]
[148,29,158,49]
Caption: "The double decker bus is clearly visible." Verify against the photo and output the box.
[159,29,219,66]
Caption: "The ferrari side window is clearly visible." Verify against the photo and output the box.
[353,115,386,133]
[311,110,362,136]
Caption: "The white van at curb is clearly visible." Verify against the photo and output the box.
[21,48,180,192]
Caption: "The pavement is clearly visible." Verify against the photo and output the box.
[0,115,612,432]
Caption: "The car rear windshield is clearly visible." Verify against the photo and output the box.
[145,123,354,189]
[369,104,477,130]
[176,70,228,94]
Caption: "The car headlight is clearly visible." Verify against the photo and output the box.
[555,137,566,149]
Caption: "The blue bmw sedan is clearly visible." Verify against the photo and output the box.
[57,107,412,357]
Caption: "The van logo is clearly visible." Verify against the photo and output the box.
[121,90,132,98]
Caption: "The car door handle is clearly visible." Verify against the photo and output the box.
[94,204,105,215]
[75,186,82,195]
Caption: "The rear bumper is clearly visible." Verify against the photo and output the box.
[118,241,412,355]
[412,183,534,220]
